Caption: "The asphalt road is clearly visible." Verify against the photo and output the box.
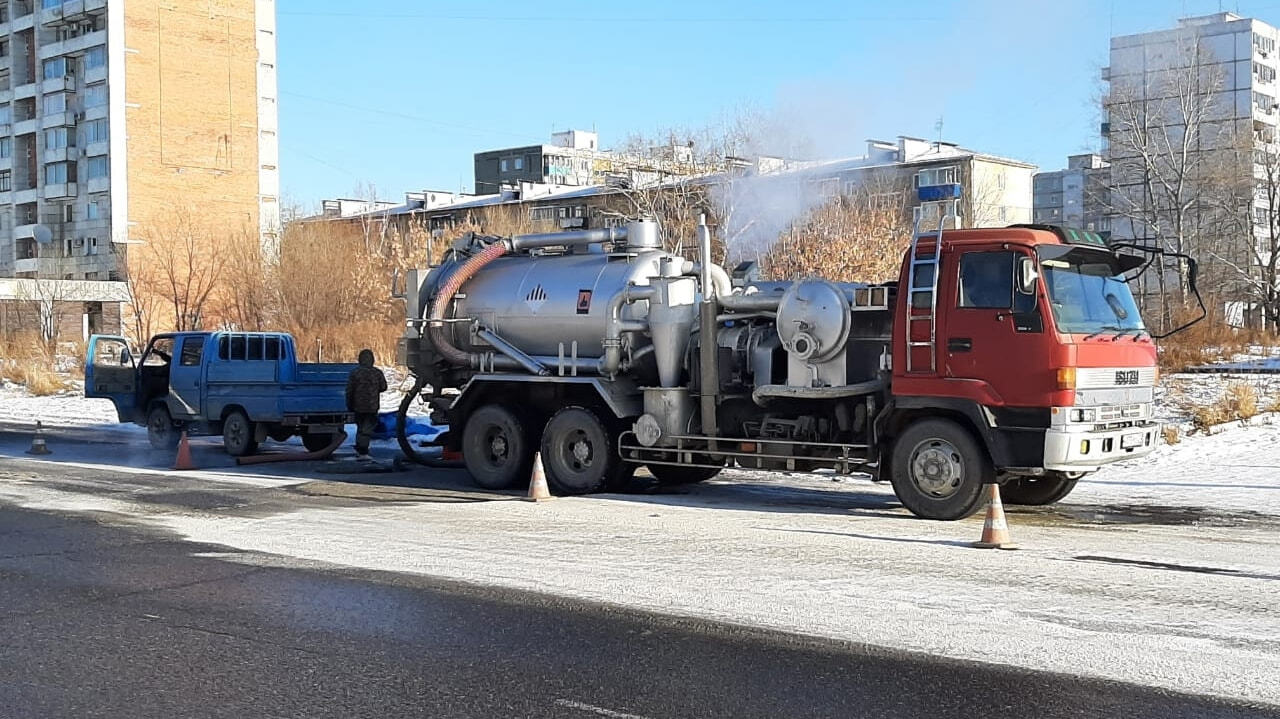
[2,494,1276,719]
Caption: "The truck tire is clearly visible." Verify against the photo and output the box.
[1001,472,1080,506]
[889,419,989,520]
[541,406,624,495]
[462,404,534,490]
[222,410,259,457]
[646,463,722,485]
[302,432,338,453]
[147,405,180,450]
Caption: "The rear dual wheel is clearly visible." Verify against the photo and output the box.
[540,407,631,495]
[461,404,535,490]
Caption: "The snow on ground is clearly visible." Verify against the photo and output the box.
[3,371,1280,705]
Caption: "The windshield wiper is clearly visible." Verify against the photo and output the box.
[1083,325,1122,340]
[1111,328,1148,341]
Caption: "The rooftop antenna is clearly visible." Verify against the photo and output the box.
[934,117,944,147]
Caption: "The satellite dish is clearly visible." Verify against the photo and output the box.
[33,225,53,245]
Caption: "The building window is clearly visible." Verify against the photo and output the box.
[84,118,107,143]
[84,83,107,108]
[0,137,12,159]
[42,92,66,115]
[86,155,108,179]
[45,161,73,184]
[86,200,100,219]
[499,158,509,172]
[0,171,10,192]
[84,45,106,70]
[514,156,524,170]
[916,166,958,187]
[1255,91,1276,112]
[42,0,63,9]
[42,57,67,81]
[44,127,72,150]
[0,104,9,124]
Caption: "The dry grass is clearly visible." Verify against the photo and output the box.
[287,320,401,367]
[1190,382,1261,433]
[1161,425,1181,445]
[1156,314,1279,372]
[0,332,68,396]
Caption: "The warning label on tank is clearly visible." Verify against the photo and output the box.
[576,290,592,314]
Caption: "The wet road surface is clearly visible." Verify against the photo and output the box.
[1,501,1275,719]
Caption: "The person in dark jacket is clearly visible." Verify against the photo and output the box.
[346,349,387,458]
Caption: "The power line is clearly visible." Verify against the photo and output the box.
[278,11,941,23]
[280,91,547,143]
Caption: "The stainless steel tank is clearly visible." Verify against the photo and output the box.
[433,249,683,358]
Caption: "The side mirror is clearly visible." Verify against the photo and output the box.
[1017,256,1039,294]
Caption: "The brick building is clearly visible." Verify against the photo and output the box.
[0,0,279,340]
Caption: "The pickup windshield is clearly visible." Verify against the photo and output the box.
[1038,245,1144,335]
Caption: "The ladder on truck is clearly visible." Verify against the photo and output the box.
[905,200,958,373]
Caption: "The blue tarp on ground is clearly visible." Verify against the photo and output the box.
[371,412,444,442]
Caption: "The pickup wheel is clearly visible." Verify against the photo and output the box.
[541,406,625,495]
[147,405,180,450]
[1001,471,1081,505]
[461,404,534,490]
[222,410,258,457]
[889,419,989,520]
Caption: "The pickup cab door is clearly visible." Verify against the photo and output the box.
[167,334,207,419]
[85,335,137,422]
[942,247,1046,406]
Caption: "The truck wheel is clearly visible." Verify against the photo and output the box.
[222,410,258,457]
[890,419,989,520]
[147,405,180,450]
[646,463,722,485]
[462,404,534,490]
[302,432,338,453]
[1001,471,1080,505]
[541,407,622,495]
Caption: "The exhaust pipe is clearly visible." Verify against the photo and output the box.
[697,214,719,439]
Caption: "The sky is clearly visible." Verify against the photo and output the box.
[276,0,1280,211]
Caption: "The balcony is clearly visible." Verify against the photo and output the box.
[0,123,10,135]
[1255,105,1278,125]
[13,118,38,135]
[86,175,107,193]
[13,187,40,204]
[14,257,57,275]
[43,181,77,199]
[85,64,105,84]
[41,75,75,94]
[41,110,76,127]
[13,81,37,99]
[85,140,106,156]
[43,146,69,162]
[40,2,64,27]
[15,223,40,240]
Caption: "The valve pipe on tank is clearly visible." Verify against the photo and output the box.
[600,284,656,378]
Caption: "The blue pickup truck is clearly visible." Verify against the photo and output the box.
[86,331,360,456]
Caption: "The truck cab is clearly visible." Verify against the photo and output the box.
[86,331,357,456]
[887,225,1158,514]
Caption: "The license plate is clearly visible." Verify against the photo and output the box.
[1121,432,1144,449]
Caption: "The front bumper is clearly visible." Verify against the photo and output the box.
[1043,421,1159,471]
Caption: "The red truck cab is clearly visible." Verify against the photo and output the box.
[886,225,1159,514]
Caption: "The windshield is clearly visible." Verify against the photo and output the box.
[1038,245,1144,335]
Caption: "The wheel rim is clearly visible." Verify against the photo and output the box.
[149,412,168,438]
[226,417,246,447]
[909,438,964,498]
[481,424,512,468]
[560,429,596,474]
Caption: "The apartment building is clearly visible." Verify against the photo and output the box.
[1103,12,1279,311]
[0,0,279,338]
[1032,153,1109,231]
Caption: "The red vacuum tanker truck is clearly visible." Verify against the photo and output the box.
[396,208,1178,520]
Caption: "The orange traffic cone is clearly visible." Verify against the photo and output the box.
[526,452,553,502]
[173,432,197,471]
[973,483,1018,550]
[25,420,51,455]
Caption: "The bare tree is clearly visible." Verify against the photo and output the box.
[763,172,914,282]
[1206,134,1280,330]
[141,210,227,332]
[1102,33,1228,325]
